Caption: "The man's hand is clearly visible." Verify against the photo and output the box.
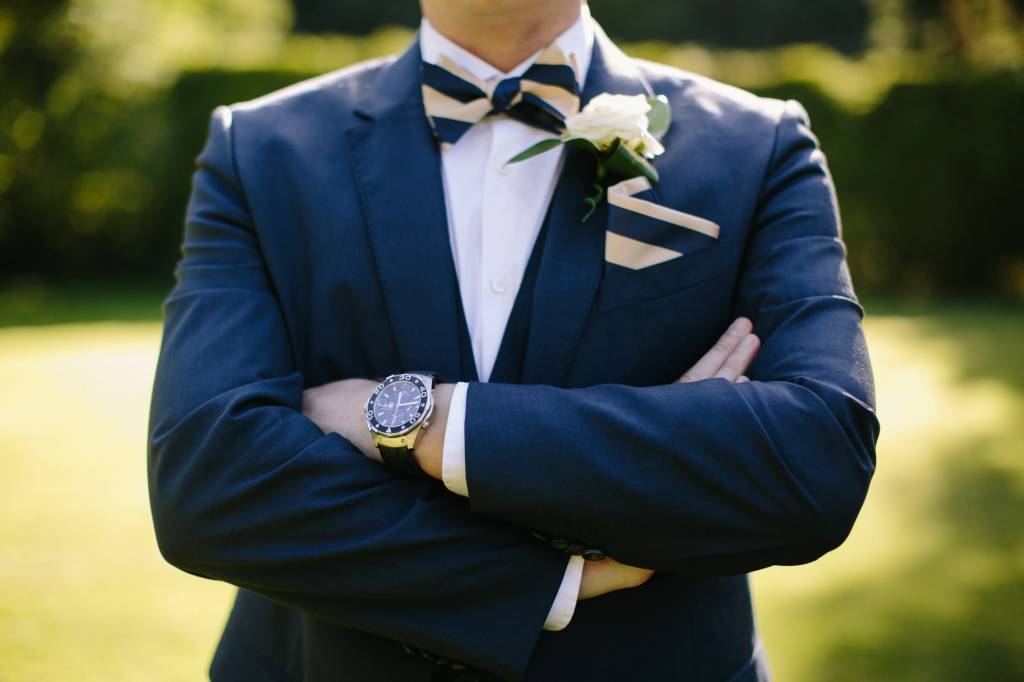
[580,317,760,599]
[676,316,759,384]
[579,555,656,599]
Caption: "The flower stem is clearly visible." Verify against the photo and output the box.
[582,181,604,223]
[582,160,608,223]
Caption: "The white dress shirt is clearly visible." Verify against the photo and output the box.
[419,8,594,631]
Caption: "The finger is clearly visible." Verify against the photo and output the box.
[714,334,760,382]
[736,375,750,384]
[678,317,752,382]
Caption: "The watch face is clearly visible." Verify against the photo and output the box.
[367,374,429,435]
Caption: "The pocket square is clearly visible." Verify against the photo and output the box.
[605,177,720,270]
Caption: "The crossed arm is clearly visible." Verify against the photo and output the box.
[302,317,764,598]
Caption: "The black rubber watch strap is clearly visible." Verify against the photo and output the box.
[378,444,430,479]
[405,371,440,387]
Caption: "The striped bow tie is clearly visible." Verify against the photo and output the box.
[421,44,580,148]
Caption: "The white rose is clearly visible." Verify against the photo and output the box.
[563,93,665,158]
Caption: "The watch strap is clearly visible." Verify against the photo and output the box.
[378,444,430,479]
[405,371,439,388]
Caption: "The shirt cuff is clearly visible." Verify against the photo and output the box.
[441,381,470,497]
[543,555,584,631]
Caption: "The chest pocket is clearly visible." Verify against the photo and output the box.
[595,240,731,313]
[594,182,732,313]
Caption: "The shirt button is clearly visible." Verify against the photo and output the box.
[490,277,506,293]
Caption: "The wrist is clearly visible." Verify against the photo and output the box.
[414,382,453,480]
[356,379,382,460]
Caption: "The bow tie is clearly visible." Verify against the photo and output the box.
[421,44,581,148]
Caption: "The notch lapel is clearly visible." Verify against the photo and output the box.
[344,38,477,382]
[520,25,655,386]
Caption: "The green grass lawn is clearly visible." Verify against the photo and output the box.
[1,290,1021,681]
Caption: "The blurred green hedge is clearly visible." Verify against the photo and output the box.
[756,74,1024,296]
[4,64,1023,297]
[291,0,871,54]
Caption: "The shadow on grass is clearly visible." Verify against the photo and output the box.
[0,280,168,328]
[803,437,1024,681]
[917,316,1024,397]
[864,298,1024,394]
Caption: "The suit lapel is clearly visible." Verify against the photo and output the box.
[344,38,477,382]
[520,25,654,386]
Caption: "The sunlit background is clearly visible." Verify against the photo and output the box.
[1,1,1022,680]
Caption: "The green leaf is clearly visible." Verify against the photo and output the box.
[565,137,602,156]
[646,95,671,139]
[604,140,660,185]
[505,138,563,165]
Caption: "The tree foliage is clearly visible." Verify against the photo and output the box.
[291,0,872,54]
[1,0,1021,296]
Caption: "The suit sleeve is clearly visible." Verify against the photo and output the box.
[461,99,879,576]
[147,106,568,681]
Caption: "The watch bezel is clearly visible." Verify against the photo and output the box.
[365,373,432,437]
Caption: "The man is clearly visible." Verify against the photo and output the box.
[147,1,879,680]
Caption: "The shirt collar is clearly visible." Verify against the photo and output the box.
[419,4,594,91]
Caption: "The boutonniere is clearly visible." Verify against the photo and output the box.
[507,93,671,221]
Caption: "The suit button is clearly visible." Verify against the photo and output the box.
[549,537,569,550]
[582,548,606,561]
[565,544,585,556]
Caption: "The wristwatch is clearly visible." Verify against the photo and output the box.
[364,372,438,478]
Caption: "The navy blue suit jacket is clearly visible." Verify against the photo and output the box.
[148,24,878,682]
